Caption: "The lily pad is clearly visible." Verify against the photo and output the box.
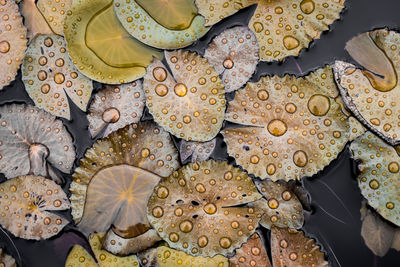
[0,0,27,90]
[270,227,328,267]
[0,104,75,183]
[102,228,161,256]
[65,245,98,267]
[64,0,162,84]
[22,34,93,120]
[0,175,70,240]
[77,165,161,235]
[334,29,400,145]
[223,66,349,181]
[229,233,271,267]
[37,0,72,35]
[350,132,400,226]
[0,248,16,267]
[70,122,180,225]
[205,26,259,92]
[114,0,210,49]
[179,138,216,163]
[87,81,145,138]
[147,160,263,257]
[144,50,226,141]
[196,0,345,61]
[251,180,304,229]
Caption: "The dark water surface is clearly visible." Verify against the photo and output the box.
[0,0,400,266]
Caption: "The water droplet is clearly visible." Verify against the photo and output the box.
[308,94,330,116]
[174,83,187,97]
[102,107,120,123]
[283,36,300,50]
[267,119,287,136]
[293,150,308,167]
[300,0,315,14]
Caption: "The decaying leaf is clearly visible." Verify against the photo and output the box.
[204,26,259,92]
[70,122,180,225]
[65,234,140,267]
[334,29,400,145]
[196,0,345,61]
[114,0,209,49]
[87,81,145,138]
[77,165,161,236]
[348,116,366,142]
[229,233,271,267]
[0,175,69,240]
[270,227,328,267]
[223,66,349,181]
[360,203,400,257]
[179,138,216,163]
[22,34,93,120]
[64,0,162,84]
[250,180,304,229]
[0,0,27,90]
[137,247,159,267]
[350,132,400,226]
[144,50,226,141]
[147,160,263,257]
[0,248,16,267]
[102,228,161,256]
[65,245,98,267]
[20,0,53,41]
[0,104,75,183]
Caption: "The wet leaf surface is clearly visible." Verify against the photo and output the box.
[179,138,216,163]
[229,232,271,267]
[147,160,263,257]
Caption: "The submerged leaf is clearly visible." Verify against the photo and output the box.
[22,34,93,120]
[350,132,400,226]
[78,165,161,235]
[64,0,162,84]
[196,0,345,61]
[147,160,263,257]
[334,29,400,145]
[0,0,27,90]
[204,26,259,92]
[360,204,400,257]
[0,175,69,240]
[70,122,180,226]
[103,228,161,256]
[229,233,271,267]
[144,50,226,141]
[223,66,349,181]
[251,180,304,229]
[87,81,145,138]
[179,138,216,163]
[0,104,75,183]
[114,0,209,49]
[270,227,328,267]
[0,249,16,267]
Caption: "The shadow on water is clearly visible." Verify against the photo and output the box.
[0,0,400,266]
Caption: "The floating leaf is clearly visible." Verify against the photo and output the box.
[78,165,161,235]
[270,227,328,267]
[350,132,400,226]
[114,0,209,49]
[205,26,259,92]
[179,138,216,163]
[22,34,93,120]
[348,116,366,142]
[334,29,400,145]
[20,0,53,41]
[229,233,271,267]
[0,104,75,183]
[251,180,304,229]
[65,234,140,267]
[223,66,349,181]
[0,248,16,267]
[65,245,98,267]
[144,50,226,141]
[87,81,145,138]
[196,0,345,61]
[64,0,162,84]
[37,0,72,35]
[0,0,27,90]
[70,122,180,225]
[360,203,400,257]
[0,175,69,240]
[103,228,161,256]
[147,160,263,257]
[158,246,228,267]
